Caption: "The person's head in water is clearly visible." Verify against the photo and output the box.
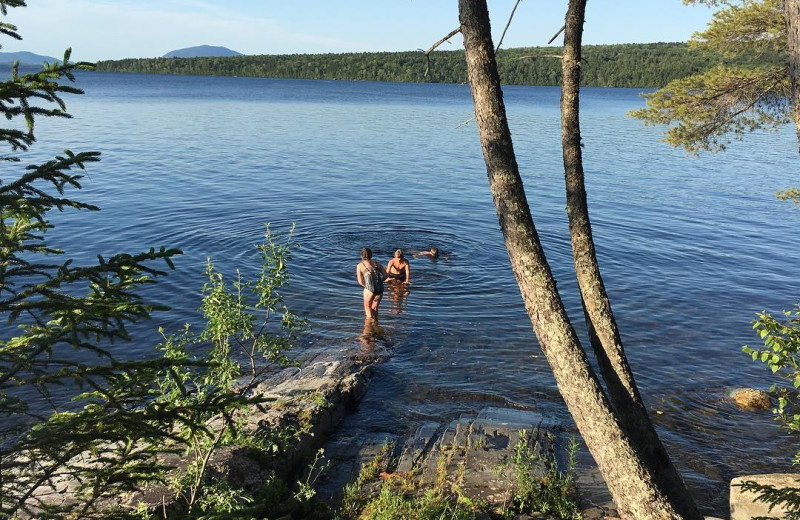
[429,246,439,259]
[361,247,373,261]
[394,249,404,259]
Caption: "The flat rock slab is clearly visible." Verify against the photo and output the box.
[730,473,800,520]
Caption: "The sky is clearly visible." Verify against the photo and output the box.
[1,0,718,62]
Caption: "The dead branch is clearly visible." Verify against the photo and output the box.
[457,116,476,128]
[547,24,565,45]
[496,0,523,51]
[423,27,462,78]
[514,54,563,60]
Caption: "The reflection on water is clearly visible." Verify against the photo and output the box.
[386,280,410,315]
[359,317,387,351]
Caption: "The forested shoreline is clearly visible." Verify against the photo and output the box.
[96,42,784,88]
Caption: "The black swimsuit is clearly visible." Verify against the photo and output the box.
[388,262,407,281]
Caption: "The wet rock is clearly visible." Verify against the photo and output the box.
[580,505,620,520]
[730,473,800,520]
[730,388,772,410]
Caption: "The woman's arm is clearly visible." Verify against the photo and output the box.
[356,264,365,287]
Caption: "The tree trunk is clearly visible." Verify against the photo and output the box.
[458,1,702,518]
[559,1,701,516]
[786,0,800,153]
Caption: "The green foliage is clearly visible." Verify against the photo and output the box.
[507,433,581,520]
[741,307,800,519]
[630,64,790,153]
[0,1,26,52]
[356,486,475,520]
[689,0,785,56]
[94,42,783,89]
[336,441,480,520]
[631,0,791,153]
[737,478,800,520]
[743,308,800,441]
[150,227,307,517]
[337,441,394,519]
[337,434,580,520]
[777,187,800,205]
[0,4,309,518]
[0,5,195,517]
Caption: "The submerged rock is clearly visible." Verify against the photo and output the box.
[730,388,772,410]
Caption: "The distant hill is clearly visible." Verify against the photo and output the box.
[0,51,60,65]
[163,45,242,58]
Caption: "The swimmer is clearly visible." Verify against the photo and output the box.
[356,247,388,319]
[415,246,440,259]
[386,249,411,286]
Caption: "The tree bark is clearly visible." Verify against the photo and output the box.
[458,1,702,518]
[560,1,701,516]
[786,0,800,153]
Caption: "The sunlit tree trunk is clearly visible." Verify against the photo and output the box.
[560,1,700,515]
[786,0,800,153]
[458,0,702,518]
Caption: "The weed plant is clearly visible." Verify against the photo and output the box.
[337,431,582,520]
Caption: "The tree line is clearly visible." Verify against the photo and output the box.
[96,42,785,88]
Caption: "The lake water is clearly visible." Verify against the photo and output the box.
[22,71,800,514]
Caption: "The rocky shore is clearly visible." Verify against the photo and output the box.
[25,333,797,519]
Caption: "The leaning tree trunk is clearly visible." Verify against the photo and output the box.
[786,0,800,153]
[458,1,702,518]
[560,1,701,516]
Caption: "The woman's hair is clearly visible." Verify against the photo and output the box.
[430,246,439,258]
[361,247,373,260]
[394,249,404,259]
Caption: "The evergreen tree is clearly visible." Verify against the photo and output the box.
[630,0,791,155]
[0,4,304,518]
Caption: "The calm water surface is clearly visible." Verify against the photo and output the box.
[25,72,800,514]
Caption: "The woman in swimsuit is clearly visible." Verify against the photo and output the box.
[356,247,388,319]
[386,249,410,286]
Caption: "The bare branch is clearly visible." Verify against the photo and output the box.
[515,54,563,60]
[423,27,462,78]
[457,116,476,128]
[547,24,566,44]
[496,0,523,51]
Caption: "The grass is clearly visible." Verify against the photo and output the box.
[335,431,582,520]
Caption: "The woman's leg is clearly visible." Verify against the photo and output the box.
[370,293,382,317]
[363,289,374,318]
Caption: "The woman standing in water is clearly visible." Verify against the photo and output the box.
[356,247,388,319]
[386,249,411,286]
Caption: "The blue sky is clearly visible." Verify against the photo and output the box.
[2,0,717,62]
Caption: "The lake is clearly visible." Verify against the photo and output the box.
[24,71,800,514]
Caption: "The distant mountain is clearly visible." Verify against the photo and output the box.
[163,45,242,58]
[0,51,60,65]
